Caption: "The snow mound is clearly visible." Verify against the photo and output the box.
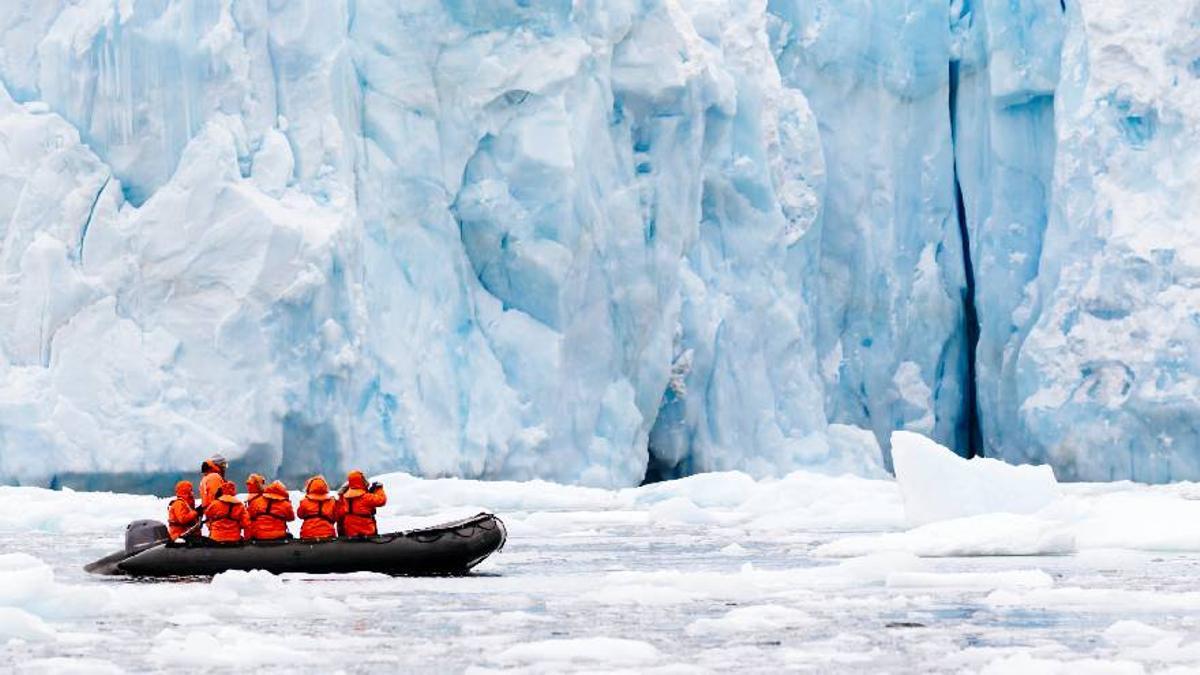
[1103,620,1200,665]
[0,486,158,535]
[980,653,1145,675]
[210,570,347,618]
[891,431,1060,526]
[647,496,720,526]
[0,606,55,642]
[720,543,750,557]
[815,513,1075,558]
[151,626,304,668]
[1062,489,1200,552]
[685,605,816,636]
[494,637,661,667]
[209,569,286,596]
[0,553,113,620]
[16,658,124,675]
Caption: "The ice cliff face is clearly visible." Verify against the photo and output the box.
[1006,0,1200,481]
[0,0,1195,488]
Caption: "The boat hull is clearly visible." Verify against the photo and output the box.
[89,513,505,577]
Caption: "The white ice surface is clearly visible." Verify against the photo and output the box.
[890,431,1060,526]
[0,470,1196,672]
[820,434,1200,558]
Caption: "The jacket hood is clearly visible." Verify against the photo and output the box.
[174,480,194,500]
[264,481,290,501]
[344,470,369,497]
[217,480,241,504]
[304,476,332,500]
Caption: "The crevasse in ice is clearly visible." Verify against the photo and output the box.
[0,0,1194,487]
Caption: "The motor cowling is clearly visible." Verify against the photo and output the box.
[125,519,170,553]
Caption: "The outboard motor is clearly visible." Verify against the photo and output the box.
[125,519,170,554]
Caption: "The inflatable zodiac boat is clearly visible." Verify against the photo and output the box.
[85,512,506,577]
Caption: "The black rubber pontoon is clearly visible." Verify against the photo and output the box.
[85,512,505,577]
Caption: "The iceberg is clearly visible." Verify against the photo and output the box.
[889,431,1060,527]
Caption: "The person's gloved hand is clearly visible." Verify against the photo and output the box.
[195,504,205,515]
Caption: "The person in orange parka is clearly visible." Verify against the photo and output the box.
[297,475,337,540]
[166,480,200,541]
[336,470,387,538]
[204,480,248,543]
[246,473,266,499]
[246,480,295,541]
[243,473,270,539]
[198,454,229,510]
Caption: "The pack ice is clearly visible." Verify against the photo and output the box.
[0,0,1194,487]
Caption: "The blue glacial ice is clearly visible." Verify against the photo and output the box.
[0,0,1196,487]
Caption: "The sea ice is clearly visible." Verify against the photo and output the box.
[493,637,662,668]
[0,607,54,643]
[685,605,816,636]
[0,471,1198,671]
[890,431,1060,526]
[815,513,1076,558]
[980,653,1145,675]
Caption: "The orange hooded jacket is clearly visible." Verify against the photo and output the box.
[199,458,227,509]
[205,480,248,542]
[167,481,200,540]
[247,480,295,540]
[297,476,337,540]
[243,473,265,520]
[336,471,387,538]
[246,473,265,497]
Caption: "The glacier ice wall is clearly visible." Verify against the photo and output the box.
[0,0,1197,487]
[0,0,884,488]
[1002,0,1200,481]
[767,0,971,459]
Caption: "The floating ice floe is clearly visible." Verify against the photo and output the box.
[493,637,662,668]
[890,431,1061,526]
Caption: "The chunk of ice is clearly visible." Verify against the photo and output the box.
[890,431,1060,526]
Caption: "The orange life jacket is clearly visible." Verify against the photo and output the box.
[205,484,247,543]
[298,497,337,540]
[297,476,336,540]
[199,472,224,509]
[167,480,199,540]
[336,472,386,538]
[246,485,295,541]
[167,497,199,540]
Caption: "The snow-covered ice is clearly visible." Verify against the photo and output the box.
[822,434,1200,559]
[891,431,1060,526]
[0,467,1197,673]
